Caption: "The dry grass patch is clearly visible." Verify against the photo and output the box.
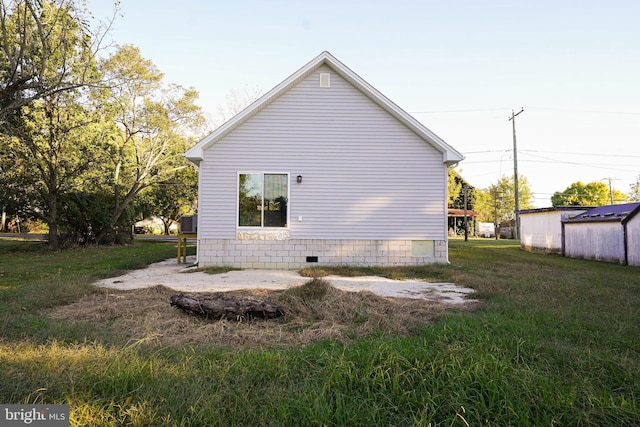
[43,278,473,348]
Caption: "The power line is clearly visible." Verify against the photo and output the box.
[460,151,639,172]
[463,148,640,159]
[518,152,639,172]
[462,149,511,155]
[411,106,640,116]
[461,160,513,164]
[410,108,509,114]
[519,149,640,158]
[527,106,640,115]
[462,159,637,174]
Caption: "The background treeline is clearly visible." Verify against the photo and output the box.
[2,1,638,248]
[449,168,637,226]
[0,0,205,248]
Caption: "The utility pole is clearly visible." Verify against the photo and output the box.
[601,177,618,205]
[509,108,524,239]
[463,185,469,242]
[493,189,499,240]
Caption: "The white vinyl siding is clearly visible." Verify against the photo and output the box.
[197,65,447,241]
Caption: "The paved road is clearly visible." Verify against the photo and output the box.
[135,235,198,243]
[0,233,47,240]
[0,234,195,242]
[134,235,178,242]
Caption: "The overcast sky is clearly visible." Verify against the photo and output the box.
[89,0,640,207]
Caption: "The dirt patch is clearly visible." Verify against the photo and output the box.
[92,257,478,304]
[44,280,480,348]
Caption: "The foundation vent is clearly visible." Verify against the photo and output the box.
[306,256,319,263]
[319,72,330,88]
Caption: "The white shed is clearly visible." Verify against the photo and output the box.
[562,202,640,266]
[184,51,464,269]
[519,207,590,254]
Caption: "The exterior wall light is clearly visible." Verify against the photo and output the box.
[297,175,302,183]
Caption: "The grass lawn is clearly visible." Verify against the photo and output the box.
[1,238,639,426]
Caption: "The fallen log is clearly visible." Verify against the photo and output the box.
[170,294,284,320]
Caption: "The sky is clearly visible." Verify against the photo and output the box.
[88,0,640,207]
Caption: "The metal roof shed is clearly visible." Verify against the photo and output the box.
[562,202,640,266]
[519,207,591,254]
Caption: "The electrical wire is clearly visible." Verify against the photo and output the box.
[519,149,640,159]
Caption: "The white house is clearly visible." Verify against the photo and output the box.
[184,51,464,269]
[519,207,590,254]
[562,202,640,266]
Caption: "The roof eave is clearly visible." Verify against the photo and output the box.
[563,218,623,224]
[183,145,204,166]
[622,204,640,224]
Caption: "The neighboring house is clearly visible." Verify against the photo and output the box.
[498,219,517,239]
[447,208,478,236]
[520,207,590,254]
[562,202,640,266]
[184,51,464,269]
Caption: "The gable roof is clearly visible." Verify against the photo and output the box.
[563,202,640,224]
[184,51,464,166]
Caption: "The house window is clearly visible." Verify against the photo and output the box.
[238,173,288,227]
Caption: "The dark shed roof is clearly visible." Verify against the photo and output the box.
[563,202,640,223]
[519,206,593,215]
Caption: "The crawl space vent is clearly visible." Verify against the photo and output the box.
[319,72,330,88]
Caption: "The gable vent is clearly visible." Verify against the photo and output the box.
[319,72,330,88]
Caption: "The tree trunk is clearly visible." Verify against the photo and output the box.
[96,182,142,243]
[162,217,172,235]
[47,188,59,250]
[48,219,58,249]
[170,294,284,320]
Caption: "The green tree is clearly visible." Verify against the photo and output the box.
[136,166,198,235]
[470,188,495,223]
[551,181,627,206]
[628,175,640,202]
[0,87,108,247]
[58,188,136,244]
[486,175,534,225]
[448,169,464,208]
[0,134,29,230]
[448,169,478,235]
[0,0,113,120]
[0,0,116,244]
[97,45,205,241]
